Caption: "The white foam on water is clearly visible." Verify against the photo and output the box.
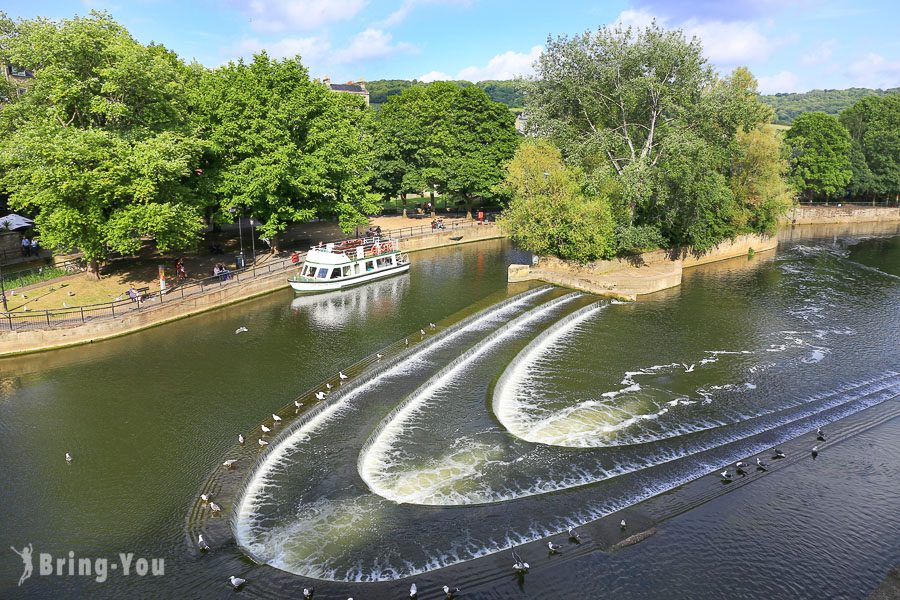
[234,287,552,547]
[356,292,583,504]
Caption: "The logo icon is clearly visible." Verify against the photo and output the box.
[10,544,34,586]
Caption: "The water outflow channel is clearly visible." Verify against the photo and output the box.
[233,235,900,582]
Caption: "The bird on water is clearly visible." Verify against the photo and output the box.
[198,534,210,552]
[228,575,245,589]
[811,445,819,458]
[303,587,314,599]
[409,582,417,598]
[234,327,248,335]
[65,452,73,464]
[222,459,237,468]
[620,519,628,529]
[443,585,460,599]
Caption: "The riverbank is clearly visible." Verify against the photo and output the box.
[0,222,503,358]
[509,233,778,300]
[789,204,900,225]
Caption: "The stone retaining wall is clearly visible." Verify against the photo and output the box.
[788,205,900,225]
[509,233,778,300]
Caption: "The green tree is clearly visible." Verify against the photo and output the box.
[499,140,615,262]
[372,82,518,216]
[194,53,375,249]
[840,94,900,201]
[784,112,852,201]
[729,125,796,233]
[0,11,205,275]
[528,23,790,253]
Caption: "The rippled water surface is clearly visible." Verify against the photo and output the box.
[1,230,898,598]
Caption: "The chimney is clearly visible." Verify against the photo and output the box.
[322,75,332,87]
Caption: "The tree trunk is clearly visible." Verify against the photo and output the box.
[88,258,101,280]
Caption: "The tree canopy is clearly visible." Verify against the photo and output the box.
[520,23,792,256]
[784,112,852,201]
[840,94,900,200]
[371,82,519,215]
[0,10,205,273]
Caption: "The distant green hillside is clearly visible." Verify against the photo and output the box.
[367,79,525,108]
[368,80,898,125]
[760,88,900,124]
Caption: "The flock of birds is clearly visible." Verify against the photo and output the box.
[720,427,826,482]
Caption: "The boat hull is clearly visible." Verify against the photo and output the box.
[288,262,410,293]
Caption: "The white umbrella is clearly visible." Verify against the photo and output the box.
[0,214,33,231]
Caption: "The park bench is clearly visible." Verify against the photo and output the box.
[125,286,150,302]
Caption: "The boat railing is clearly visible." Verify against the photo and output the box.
[308,237,401,260]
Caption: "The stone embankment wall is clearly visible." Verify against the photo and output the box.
[509,233,778,300]
[788,205,900,225]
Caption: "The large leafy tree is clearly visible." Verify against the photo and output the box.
[0,11,205,275]
[194,53,376,248]
[840,94,900,201]
[371,82,518,216]
[784,112,852,201]
[526,23,790,254]
[499,140,615,262]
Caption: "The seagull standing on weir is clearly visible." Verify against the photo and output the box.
[773,449,786,459]
[209,502,222,513]
[548,541,561,554]
[303,587,314,599]
[238,434,244,445]
[294,400,303,408]
[756,457,768,471]
[430,322,436,329]
[721,470,733,481]
[443,585,460,599]
[817,427,826,441]
[339,372,348,380]
[222,459,237,468]
[261,424,271,433]
[200,493,211,503]
[272,414,282,422]
[228,575,245,589]
[409,582,417,598]
[812,445,819,458]
[65,452,72,464]
[568,528,581,542]
[512,550,529,573]
[620,519,627,529]
[326,383,333,391]
[198,534,210,552]
[258,439,269,446]
[376,353,383,360]
[315,391,326,400]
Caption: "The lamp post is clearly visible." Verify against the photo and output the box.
[0,264,8,312]
[228,206,244,267]
[250,215,256,275]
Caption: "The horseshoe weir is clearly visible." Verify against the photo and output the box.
[178,229,900,597]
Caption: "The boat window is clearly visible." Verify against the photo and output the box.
[342,266,351,277]
[317,267,330,279]
[304,265,316,277]
[354,263,361,275]
[366,261,375,272]
[330,268,342,279]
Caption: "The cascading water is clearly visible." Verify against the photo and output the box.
[229,236,900,582]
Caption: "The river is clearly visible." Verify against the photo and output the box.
[1,226,898,599]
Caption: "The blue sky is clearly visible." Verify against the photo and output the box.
[3,0,899,93]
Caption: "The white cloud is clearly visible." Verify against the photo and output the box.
[419,70,454,82]
[615,9,783,67]
[847,53,900,89]
[635,0,809,22]
[757,70,799,93]
[333,28,415,64]
[375,0,473,28]
[801,40,835,66]
[226,36,330,64]
[229,0,368,33]
[421,45,541,82]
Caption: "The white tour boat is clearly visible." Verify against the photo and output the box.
[288,237,410,293]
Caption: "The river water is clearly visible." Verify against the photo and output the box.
[0,227,898,599]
